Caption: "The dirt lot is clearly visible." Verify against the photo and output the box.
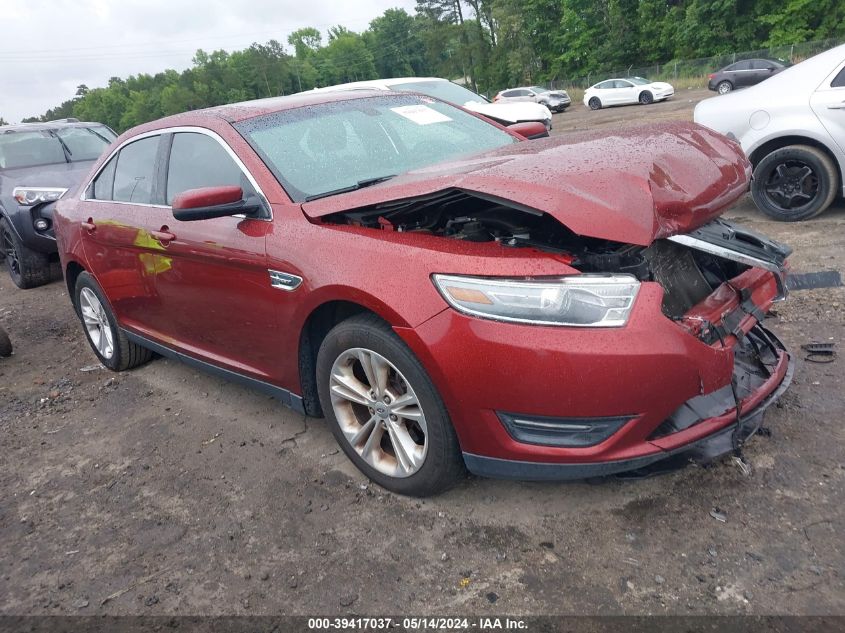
[1,90,844,617]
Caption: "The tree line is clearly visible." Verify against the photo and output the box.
[12,0,845,132]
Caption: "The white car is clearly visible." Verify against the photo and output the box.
[695,43,845,221]
[494,86,571,112]
[583,77,674,110]
[308,77,553,136]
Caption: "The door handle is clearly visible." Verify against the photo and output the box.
[81,219,96,232]
[827,102,845,110]
[151,228,176,245]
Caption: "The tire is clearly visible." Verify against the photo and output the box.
[588,97,602,110]
[1,217,51,289]
[717,81,733,95]
[316,313,465,496]
[73,271,153,371]
[0,327,11,357]
[639,91,654,105]
[751,145,838,221]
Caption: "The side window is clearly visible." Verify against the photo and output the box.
[112,136,160,204]
[596,81,612,90]
[91,156,117,200]
[615,80,633,88]
[751,60,772,70]
[166,132,254,205]
[831,65,845,88]
[734,60,752,71]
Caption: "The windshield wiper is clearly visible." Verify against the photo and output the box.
[47,131,73,162]
[304,175,396,202]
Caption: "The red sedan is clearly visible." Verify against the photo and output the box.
[54,90,793,496]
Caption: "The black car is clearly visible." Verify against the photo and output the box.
[708,58,789,95]
[0,119,116,288]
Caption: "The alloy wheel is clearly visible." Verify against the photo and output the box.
[79,287,115,359]
[717,82,732,94]
[1,227,20,277]
[329,347,428,478]
[764,160,819,211]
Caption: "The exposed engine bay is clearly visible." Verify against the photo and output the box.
[325,189,791,325]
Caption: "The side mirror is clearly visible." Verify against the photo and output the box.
[508,121,549,140]
[171,186,262,221]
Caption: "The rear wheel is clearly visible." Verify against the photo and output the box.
[316,313,465,496]
[639,91,654,105]
[1,217,51,289]
[588,97,602,110]
[717,81,733,95]
[751,145,838,221]
[74,272,153,371]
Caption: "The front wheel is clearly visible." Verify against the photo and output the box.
[639,91,654,105]
[74,272,153,371]
[588,97,602,110]
[1,217,51,289]
[316,313,465,496]
[751,145,838,221]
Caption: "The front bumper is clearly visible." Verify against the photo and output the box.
[464,326,792,480]
[397,263,791,480]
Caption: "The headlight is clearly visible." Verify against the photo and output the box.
[13,187,68,206]
[432,274,640,327]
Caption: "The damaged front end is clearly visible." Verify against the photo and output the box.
[322,190,794,474]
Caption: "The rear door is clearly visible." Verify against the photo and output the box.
[810,61,845,157]
[612,80,636,104]
[79,134,170,330]
[732,60,754,87]
[149,129,281,381]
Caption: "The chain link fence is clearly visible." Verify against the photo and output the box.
[546,36,845,92]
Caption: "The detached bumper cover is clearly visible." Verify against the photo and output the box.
[463,326,793,480]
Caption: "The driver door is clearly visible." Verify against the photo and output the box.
[148,130,281,381]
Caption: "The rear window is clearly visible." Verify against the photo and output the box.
[832,66,845,88]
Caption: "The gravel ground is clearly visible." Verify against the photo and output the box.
[1,89,843,617]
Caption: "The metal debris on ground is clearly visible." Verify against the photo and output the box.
[785,271,842,291]
[801,342,837,364]
[709,508,727,523]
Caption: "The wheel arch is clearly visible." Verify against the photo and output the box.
[748,135,843,191]
[297,299,396,417]
[65,259,87,308]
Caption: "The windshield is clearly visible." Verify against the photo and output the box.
[0,125,115,170]
[236,94,517,202]
[388,80,490,106]
[628,77,651,85]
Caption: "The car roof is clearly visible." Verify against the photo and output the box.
[118,89,429,138]
[0,119,106,133]
[309,77,452,93]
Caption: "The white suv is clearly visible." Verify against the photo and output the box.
[308,77,553,135]
[695,43,845,221]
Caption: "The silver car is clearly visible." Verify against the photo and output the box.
[695,43,845,221]
[494,86,571,113]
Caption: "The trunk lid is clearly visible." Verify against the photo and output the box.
[303,122,750,246]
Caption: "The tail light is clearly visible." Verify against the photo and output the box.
[708,74,716,80]
[493,95,499,102]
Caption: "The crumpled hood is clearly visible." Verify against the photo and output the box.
[303,121,750,246]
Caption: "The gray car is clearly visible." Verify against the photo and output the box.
[494,86,571,112]
[0,119,115,288]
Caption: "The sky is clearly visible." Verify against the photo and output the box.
[0,0,418,123]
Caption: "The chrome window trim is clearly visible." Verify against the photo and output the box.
[80,126,272,220]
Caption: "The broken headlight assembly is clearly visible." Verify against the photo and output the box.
[432,274,640,327]
[12,187,68,206]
